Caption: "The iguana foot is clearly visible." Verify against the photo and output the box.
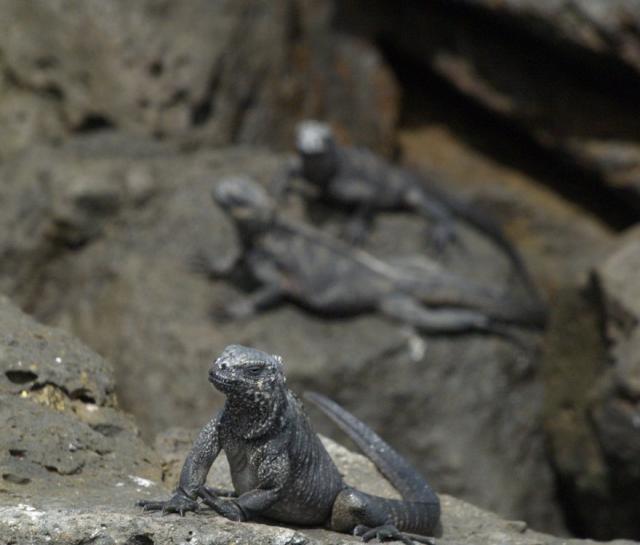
[137,494,199,517]
[428,222,460,255]
[354,524,434,545]
[188,249,236,278]
[198,485,246,521]
[343,216,370,246]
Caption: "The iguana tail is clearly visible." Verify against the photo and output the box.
[304,391,439,505]
[407,171,547,325]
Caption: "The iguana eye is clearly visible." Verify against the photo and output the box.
[245,365,263,375]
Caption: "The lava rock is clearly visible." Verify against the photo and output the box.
[0,0,398,156]
[574,226,640,539]
[337,0,640,207]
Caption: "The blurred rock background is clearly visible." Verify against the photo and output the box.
[0,0,639,541]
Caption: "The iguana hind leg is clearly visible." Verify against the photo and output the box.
[203,485,237,498]
[379,294,491,334]
[380,294,534,351]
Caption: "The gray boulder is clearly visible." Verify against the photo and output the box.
[577,226,640,539]
[0,293,161,511]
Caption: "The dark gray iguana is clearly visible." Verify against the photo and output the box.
[138,344,440,544]
[203,176,545,335]
[274,120,543,308]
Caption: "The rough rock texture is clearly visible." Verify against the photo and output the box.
[596,226,640,400]
[0,71,66,161]
[336,0,640,206]
[6,424,639,545]
[0,132,559,531]
[0,0,398,157]
[0,294,161,514]
[455,0,640,76]
[3,294,636,545]
[568,226,640,539]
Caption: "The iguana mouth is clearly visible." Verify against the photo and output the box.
[208,371,234,390]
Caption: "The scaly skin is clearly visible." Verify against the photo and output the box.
[208,176,545,334]
[138,344,440,544]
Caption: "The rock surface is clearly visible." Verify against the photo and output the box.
[0,0,398,157]
[337,0,640,206]
[398,100,621,538]
[456,0,640,77]
[2,1,640,539]
[569,226,640,539]
[0,294,161,532]
[0,132,558,530]
[2,293,632,545]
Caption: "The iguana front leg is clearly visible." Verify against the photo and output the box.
[198,452,290,522]
[343,203,375,245]
[202,486,237,497]
[270,156,302,200]
[137,415,221,515]
[404,186,459,252]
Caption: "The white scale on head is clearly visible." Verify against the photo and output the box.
[296,121,332,154]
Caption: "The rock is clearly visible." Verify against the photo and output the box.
[456,0,640,77]
[0,294,161,516]
[0,135,177,305]
[0,132,556,529]
[6,417,639,545]
[570,226,640,539]
[152,427,640,545]
[398,106,617,537]
[0,293,114,405]
[595,226,640,399]
[336,0,640,206]
[0,245,636,545]
[0,71,66,161]
[0,0,398,156]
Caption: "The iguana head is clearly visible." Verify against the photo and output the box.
[212,176,274,232]
[295,120,338,184]
[209,344,285,397]
[295,120,335,155]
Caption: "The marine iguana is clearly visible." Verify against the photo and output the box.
[138,344,440,544]
[204,176,545,334]
[274,120,542,305]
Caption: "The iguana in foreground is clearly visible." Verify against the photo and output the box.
[204,176,545,334]
[138,344,440,544]
[274,120,542,305]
